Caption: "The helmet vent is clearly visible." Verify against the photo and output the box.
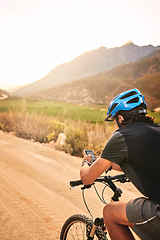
[109,103,118,113]
[127,97,139,104]
[120,91,137,100]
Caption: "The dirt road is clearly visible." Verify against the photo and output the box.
[0,131,141,239]
[0,94,8,100]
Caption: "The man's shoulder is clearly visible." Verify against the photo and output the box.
[109,130,126,145]
[112,130,123,139]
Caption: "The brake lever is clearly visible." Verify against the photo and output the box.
[117,176,130,183]
[81,184,93,190]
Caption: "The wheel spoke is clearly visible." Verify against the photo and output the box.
[60,214,107,240]
[79,222,86,239]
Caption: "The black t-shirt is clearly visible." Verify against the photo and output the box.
[101,122,160,202]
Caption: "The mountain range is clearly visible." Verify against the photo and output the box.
[13,42,160,109]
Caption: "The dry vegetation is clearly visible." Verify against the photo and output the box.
[0,111,115,157]
[1,99,159,158]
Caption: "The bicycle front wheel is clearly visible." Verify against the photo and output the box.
[60,214,108,240]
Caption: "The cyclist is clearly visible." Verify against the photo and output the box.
[80,88,160,240]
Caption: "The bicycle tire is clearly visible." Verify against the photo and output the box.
[60,214,108,240]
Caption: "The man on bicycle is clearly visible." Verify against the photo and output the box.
[80,88,160,240]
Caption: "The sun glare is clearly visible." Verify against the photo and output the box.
[0,0,160,90]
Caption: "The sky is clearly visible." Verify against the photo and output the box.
[0,0,160,91]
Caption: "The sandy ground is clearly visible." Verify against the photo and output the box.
[0,130,141,239]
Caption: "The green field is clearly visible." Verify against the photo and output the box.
[0,99,107,123]
[0,99,160,124]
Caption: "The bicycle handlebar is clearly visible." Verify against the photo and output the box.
[70,173,129,188]
[70,180,83,187]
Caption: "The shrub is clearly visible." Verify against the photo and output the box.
[0,111,115,157]
[0,112,13,132]
[64,125,88,157]
[47,120,65,142]
[0,111,50,142]
[45,132,55,143]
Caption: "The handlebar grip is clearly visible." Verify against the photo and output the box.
[70,180,83,187]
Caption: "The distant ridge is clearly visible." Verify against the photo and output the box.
[13,42,160,97]
[122,40,133,46]
[33,50,160,109]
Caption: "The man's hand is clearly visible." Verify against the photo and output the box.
[82,150,99,167]
[83,150,92,162]
[80,156,112,185]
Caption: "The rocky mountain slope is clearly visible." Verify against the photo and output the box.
[13,42,160,97]
[33,50,160,109]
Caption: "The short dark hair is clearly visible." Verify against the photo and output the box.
[115,106,155,125]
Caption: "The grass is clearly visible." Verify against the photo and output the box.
[0,110,114,157]
[0,99,116,157]
[148,111,160,123]
[0,99,159,157]
[0,99,107,123]
[0,99,160,123]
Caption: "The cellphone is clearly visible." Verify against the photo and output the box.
[84,150,96,163]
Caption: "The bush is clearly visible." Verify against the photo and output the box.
[0,111,115,157]
[0,111,50,142]
[47,120,65,142]
[45,132,55,143]
[65,125,88,157]
[0,112,13,132]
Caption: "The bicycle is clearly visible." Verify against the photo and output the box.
[60,171,130,240]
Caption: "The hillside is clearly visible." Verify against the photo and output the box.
[13,42,160,97]
[33,52,160,109]
[103,49,160,79]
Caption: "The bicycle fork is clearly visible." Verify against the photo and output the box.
[88,217,106,240]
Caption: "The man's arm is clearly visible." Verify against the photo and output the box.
[80,156,112,185]
[112,162,122,171]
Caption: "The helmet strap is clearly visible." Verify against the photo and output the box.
[115,117,122,128]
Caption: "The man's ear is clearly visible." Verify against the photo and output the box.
[118,115,124,122]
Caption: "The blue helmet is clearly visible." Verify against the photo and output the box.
[105,88,147,121]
